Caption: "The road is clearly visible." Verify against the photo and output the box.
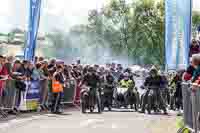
[0,108,178,133]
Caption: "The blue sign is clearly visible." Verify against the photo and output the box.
[27,81,40,100]
[165,0,192,70]
[24,0,42,61]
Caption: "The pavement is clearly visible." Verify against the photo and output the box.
[0,107,178,133]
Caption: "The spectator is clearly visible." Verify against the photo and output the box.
[39,57,44,62]
[40,61,49,110]
[0,55,4,96]
[34,56,38,64]
[48,59,56,77]
[189,39,200,57]
[4,56,14,75]
[76,59,81,65]
[192,54,200,82]
[183,54,199,81]
[63,65,70,80]
[0,56,9,96]
[51,65,65,113]
[12,60,21,74]
[83,65,89,76]
[17,60,31,80]
[31,63,41,81]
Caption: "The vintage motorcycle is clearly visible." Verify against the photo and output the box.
[101,83,115,111]
[80,86,102,114]
[114,85,138,111]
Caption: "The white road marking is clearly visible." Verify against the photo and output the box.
[0,114,48,131]
[0,123,9,129]
[111,124,118,129]
[80,119,104,127]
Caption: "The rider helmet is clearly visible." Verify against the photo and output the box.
[149,66,158,76]
[124,72,129,80]
[88,67,95,73]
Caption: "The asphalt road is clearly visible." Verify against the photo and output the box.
[0,108,178,133]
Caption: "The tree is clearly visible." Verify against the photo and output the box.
[192,11,200,38]
[86,0,165,66]
[39,0,166,66]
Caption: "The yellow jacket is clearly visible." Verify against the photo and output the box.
[120,79,133,88]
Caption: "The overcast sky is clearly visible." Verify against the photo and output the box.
[0,0,199,33]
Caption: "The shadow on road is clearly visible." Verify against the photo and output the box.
[103,108,137,113]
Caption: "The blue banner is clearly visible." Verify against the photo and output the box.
[165,0,192,70]
[27,80,40,99]
[24,0,42,61]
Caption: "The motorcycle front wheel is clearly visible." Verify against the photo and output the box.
[97,94,102,113]
[81,102,86,114]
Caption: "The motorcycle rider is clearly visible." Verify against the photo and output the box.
[140,67,168,115]
[170,70,184,115]
[81,67,101,110]
[119,72,136,109]
[119,72,134,89]
[97,67,105,88]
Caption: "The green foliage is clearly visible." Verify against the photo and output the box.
[192,11,200,37]
[86,0,165,66]
[40,0,200,66]
[40,0,166,65]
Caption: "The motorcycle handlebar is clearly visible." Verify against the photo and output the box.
[145,86,160,89]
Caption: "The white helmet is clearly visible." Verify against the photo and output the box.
[124,72,129,77]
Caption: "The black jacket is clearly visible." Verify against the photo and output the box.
[144,75,162,90]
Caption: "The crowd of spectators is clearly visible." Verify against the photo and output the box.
[0,55,84,115]
[0,55,128,115]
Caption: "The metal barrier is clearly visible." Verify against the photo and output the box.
[0,78,78,114]
[2,79,17,110]
[181,82,200,133]
[62,79,76,104]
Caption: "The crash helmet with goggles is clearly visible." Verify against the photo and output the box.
[124,72,129,80]
[149,67,158,76]
[88,67,95,73]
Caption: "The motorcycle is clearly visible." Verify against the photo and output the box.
[101,83,114,111]
[146,86,167,114]
[129,88,139,111]
[80,86,102,114]
[114,86,138,110]
[114,86,128,108]
[145,86,162,114]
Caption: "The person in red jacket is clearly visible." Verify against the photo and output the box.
[188,54,200,91]
[0,56,8,96]
[183,55,199,81]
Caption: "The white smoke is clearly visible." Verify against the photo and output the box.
[59,31,135,66]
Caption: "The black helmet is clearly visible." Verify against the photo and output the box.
[149,67,157,75]
[88,67,95,73]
